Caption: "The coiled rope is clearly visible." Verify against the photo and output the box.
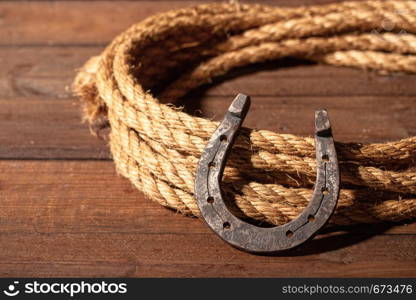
[73,1,416,226]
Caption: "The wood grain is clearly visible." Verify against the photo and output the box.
[0,0,415,277]
[0,160,415,277]
[0,0,368,46]
[1,95,415,160]
[2,46,416,101]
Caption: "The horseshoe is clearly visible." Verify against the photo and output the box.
[194,94,340,254]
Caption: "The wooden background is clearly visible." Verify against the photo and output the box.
[1,0,416,277]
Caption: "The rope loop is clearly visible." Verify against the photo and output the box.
[73,1,416,226]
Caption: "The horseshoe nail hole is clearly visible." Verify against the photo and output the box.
[308,215,315,222]
[321,187,329,195]
[207,196,214,204]
[286,230,293,238]
[223,222,231,230]
[208,162,216,169]
[220,135,228,142]
[322,154,329,162]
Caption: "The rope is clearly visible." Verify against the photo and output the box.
[73,1,416,226]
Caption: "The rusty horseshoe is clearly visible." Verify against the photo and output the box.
[195,94,340,254]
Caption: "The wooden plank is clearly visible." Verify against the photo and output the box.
[0,160,198,235]
[2,46,416,100]
[0,99,111,159]
[0,160,415,277]
[0,0,378,46]
[0,160,414,235]
[0,233,415,277]
[1,96,415,159]
[0,47,103,100]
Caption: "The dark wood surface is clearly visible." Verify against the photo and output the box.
[1,0,415,277]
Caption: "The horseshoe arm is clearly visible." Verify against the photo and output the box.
[195,94,340,254]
